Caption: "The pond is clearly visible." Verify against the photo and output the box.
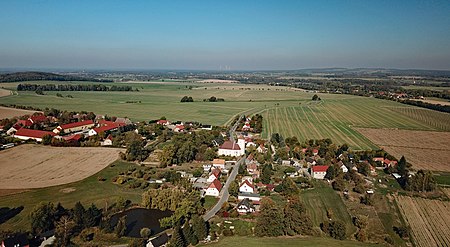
[110,208,173,238]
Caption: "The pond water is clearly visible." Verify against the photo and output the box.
[110,208,173,238]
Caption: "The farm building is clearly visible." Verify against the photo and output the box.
[101,134,113,146]
[13,128,56,142]
[218,140,245,156]
[174,124,185,132]
[88,124,120,136]
[53,120,95,134]
[238,192,261,202]
[239,180,255,193]
[156,119,170,125]
[236,198,255,214]
[212,158,226,169]
[312,165,329,179]
[205,179,222,197]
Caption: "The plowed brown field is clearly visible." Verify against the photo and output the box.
[396,196,450,247]
[0,144,123,189]
[357,128,450,172]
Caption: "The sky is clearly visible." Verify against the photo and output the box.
[0,0,449,70]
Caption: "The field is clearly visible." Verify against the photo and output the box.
[300,181,355,235]
[395,195,450,247]
[200,236,379,247]
[0,106,39,119]
[1,81,449,149]
[0,144,123,189]
[411,98,450,106]
[0,160,142,231]
[357,128,450,172]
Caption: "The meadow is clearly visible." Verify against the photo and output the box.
[1,81,449,150]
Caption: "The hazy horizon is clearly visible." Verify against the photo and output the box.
[1,0,449,70]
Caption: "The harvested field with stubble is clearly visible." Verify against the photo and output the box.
[0,144,123,189]
[357,128,450,172]
[395,196,450,247]
[0,106,39,119]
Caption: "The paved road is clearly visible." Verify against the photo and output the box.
[229,114,243,142]
[203,155,245,221]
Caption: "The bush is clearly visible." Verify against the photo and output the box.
[393,226,409,238]
[222,228,233,236]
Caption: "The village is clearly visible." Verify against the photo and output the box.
[0,109,411,246]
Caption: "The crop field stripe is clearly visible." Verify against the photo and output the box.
[289,107,308,140]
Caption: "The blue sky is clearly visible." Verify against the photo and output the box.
[0,0,449,70]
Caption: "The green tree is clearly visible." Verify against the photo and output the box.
[192,214,208,241]
[140,227,152,239]
[283,197,312,235]
[397,156,407,177]
[228,180,239,197]
[114,215,127,238]
[330,220,347,240]
[30,202,56,234]
[255,198,284,237]
[332,176,346,191]
[168,225,186,247]
[42,134,53,145]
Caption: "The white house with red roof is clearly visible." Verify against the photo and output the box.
[207,168,221,183]
[88,121,121,136]
[101,134,113,146]
[218,140,245,156]
[239,180,255,193]
[156,119,170,125]
[13,128,56,142]
[174,124,185,133]
[53,120,94,134]
[205,179,222,197]
[312,165,329,179]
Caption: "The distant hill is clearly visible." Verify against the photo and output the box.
[0,71,112,82]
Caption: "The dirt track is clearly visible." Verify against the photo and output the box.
[0,144,123,189]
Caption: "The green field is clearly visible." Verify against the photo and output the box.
[200,236,379,247]
[300,181,356,236]
[1,81,448,149]
[0,160,142,231]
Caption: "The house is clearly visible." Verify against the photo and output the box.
[256,144,266,153]
[247,162,260,178]
[174,124,185,133]
[53,120,95,134]
[241,176,253,183]
[238,192,261,202]
[201,125,212,131]
[203,164,212,172]
[146,233,170,247]
[212,159,226,169]
[1,234,29,247]
[101,134,113,146]
[6,124,21,135]
[340,164,348,173]
[218,140,245,156]
[88,123,120,136]
[115,117,132,125]
[29,114,47,125]
[312,149,319,156]
[373,157,384,164]
[156,119,170,125]
[205,179,222,197]
[312,165,329,179]
[17,119,32,127]
[207,168,221,183]
[239,180,255,193]
[236,198,255,214]
[13,128,56,142]
[61,133,82,143]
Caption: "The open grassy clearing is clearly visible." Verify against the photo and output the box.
[300,181,356,236]
[395,195,450,247]
[357,128,450,172]
[200,236,379,247]
[0,144,124,189]
[0,160,142,231]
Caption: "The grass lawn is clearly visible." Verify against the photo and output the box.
[200,236,379,247]
[203,196,219,210]
[0,160,143,231]
[300,181,356,235]
[434,172,450,186]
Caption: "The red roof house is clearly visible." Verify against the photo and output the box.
[312,165,329,179]
[205,179,222,197]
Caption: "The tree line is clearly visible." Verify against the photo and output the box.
[17,84,133,92]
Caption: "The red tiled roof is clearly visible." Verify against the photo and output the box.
[98,120,116,126]
[209,179,222,191]
[373,157,384,162]
[175,124,185,130]
[220,140,241,150]
[312,165,329,173]
[211,168,221,178]
[15,128,55,139]
[61,120,94,129]
[213,159,225,165]
[93,124,118,134]
[157,120,168,124]
[240,180,254,189]
[17,119,32,126]
[313,149,319,154]
[29,115,47,123]
[62,134,82,141]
